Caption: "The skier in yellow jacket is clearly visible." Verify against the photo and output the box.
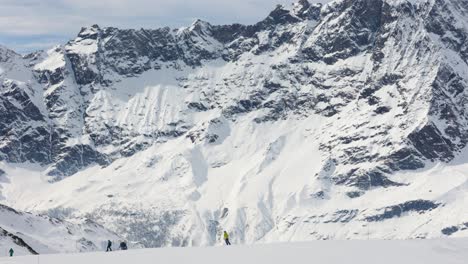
[223,231,231,245]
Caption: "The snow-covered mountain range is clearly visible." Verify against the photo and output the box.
[1,0,468,253]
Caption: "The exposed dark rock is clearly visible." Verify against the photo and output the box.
[441,222,468,236]
[221,208,229,218]
[324,209,359,223]
[338,168,404,190]
[188,102,209,112]
[346,191,364,199]
[46,145,109,181]
[374,106,391,114]
[365,200,440,222]
[408,123,455,162]
[384,148,425,171]
[0,82,51,164]
[442,226,459,236]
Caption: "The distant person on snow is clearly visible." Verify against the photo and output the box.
[119,241,128,250]
[9,248,14,257]
[223,231,231,245]
[106,240,112,252]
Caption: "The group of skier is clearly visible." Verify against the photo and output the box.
[6,231,231,257]
[103,230,232,253]
[106,240,128,252]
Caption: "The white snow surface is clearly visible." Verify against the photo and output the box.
[2,238,468,264]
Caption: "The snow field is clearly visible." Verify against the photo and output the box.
[2,238,468,264]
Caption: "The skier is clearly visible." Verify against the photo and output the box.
[119,241,128,250]
[9,248,14,257]
[223,231,231,245]
[106,240,112,252]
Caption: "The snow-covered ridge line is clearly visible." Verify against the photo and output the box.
[0,227,38,255]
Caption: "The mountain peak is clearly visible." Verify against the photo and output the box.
[292,0,322,20]
[294,0,311,10]
[0,44,19,62]
[189,19,212,31]
[77,24,101,39]
[262,4,301,25]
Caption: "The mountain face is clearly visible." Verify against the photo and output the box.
[1,0,468,248]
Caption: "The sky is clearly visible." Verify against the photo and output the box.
[0,0,328,54]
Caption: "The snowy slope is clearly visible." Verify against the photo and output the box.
[3,238,468,264]
[0,204,121,256]
[2,124,468,247]
[0,0,468,249]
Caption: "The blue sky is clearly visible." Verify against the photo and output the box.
[0,0,328,54]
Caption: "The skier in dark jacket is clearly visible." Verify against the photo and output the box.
[9,248,14,257]
[119,241,128,250]
[223,231,231,245]
[106,240,112,252]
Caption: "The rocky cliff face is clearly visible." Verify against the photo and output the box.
[1,0,468,247]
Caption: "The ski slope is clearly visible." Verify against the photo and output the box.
[2,239,468,264]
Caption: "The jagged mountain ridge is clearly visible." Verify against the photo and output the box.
[2,0,467,184]
[0,0,468,247]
